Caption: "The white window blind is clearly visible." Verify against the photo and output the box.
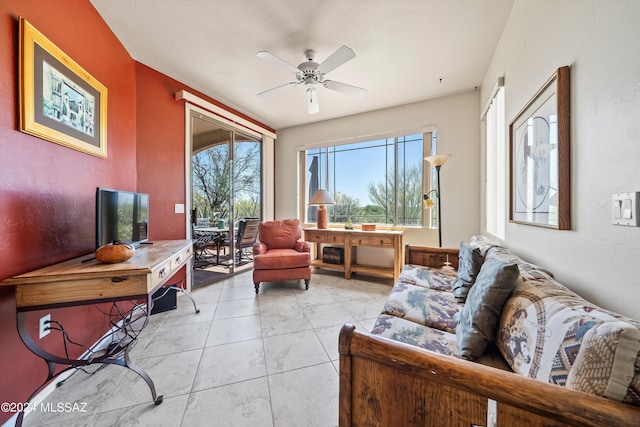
[484,80,505,239]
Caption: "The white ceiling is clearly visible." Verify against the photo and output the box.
[90,0,514,130]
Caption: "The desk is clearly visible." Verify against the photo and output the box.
[304,228,403,282]
[0,240,193,426]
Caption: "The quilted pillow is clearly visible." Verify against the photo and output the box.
[456,259,520,360]
[497,274,640,406]
[451,241,483,302]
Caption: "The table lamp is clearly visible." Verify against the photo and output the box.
[309,189,335,229]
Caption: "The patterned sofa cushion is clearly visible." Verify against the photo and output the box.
[382,282,462,333]
[495,254,640,406]
[371,314,459,356]
[398,264,457,291]
[371,314,511,370]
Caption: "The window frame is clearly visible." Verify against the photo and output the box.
[298,128,436,228]
[482,78,506,239]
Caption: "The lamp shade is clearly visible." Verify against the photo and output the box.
[423,195,436,209]
[425,154,451,167]
[309,189,335,206]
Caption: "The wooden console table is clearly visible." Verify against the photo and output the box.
[304,228,403,282]
[0,239,194,426]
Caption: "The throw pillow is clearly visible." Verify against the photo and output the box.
[451,241,483,303]
[456,259,520,360]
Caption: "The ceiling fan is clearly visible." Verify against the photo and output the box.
[256,45,367,114]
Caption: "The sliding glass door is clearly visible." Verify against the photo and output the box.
[190,112,262,283]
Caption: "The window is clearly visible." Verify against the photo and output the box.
[484,79,505,238]
[302,131,435,227]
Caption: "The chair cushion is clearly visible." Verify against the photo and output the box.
[258,219,302,249]
[254,248,310,270]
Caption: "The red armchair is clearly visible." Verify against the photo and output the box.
[252,219,311,293]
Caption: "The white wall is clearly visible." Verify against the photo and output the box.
[480,0,640,320]
[275,90,481,251]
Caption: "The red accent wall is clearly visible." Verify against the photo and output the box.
[0,2,136,422]
[0,2,273,423]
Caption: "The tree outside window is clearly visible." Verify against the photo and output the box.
[305,132,434,226]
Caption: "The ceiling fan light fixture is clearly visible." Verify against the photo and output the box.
[307,87,319,114]
[257,45,365,114]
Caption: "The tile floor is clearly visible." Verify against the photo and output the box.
[23,270,393,427]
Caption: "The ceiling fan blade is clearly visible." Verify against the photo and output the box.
[323,80,367,98]
[317,45,356,75]
[257,81,299,97]
[307,87,319,114]
[256,51,300,74]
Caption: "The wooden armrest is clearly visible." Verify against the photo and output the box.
[339,325,640,427]
[404,244,459,269]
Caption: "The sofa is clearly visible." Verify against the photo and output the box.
[339,236,640,426]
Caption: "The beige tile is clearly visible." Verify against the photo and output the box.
[22,364,125,426]
[260,307,313,337]
[303,302,356,329]
[139,321,210,358]
[295,287,338,307]
[24,414,97,427]
[326,284,375,302]
[339,298,384,321]
[192,339,266,390]
[214,298,259,320]
[356,317,379,332]
[160,302,217,327]
[263,330,329,374]
[190,283,223,304]
[219,286,256,302]
[269,362,339,427]
[221,271,255,289]
[100,349,202,412]
[256,292,301,315]
[314,323,343,361]
[91,394,189,427]
[205,314,262,346]
[183,378,273,427]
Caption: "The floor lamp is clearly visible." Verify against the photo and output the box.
[423,154,450,247]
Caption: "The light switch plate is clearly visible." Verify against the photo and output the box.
[175,203,185,214]
[612,192,640,226]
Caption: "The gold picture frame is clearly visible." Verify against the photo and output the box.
[19,17,107,158]
[509,66,570,230]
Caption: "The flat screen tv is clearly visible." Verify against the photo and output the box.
[96,188,149,248]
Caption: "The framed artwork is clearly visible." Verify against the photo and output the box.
[19,17,107,158]
[509,66,570,230]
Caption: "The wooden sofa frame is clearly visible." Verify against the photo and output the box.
[338,245,640,427]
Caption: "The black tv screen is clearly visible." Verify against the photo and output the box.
[96,188,149,248]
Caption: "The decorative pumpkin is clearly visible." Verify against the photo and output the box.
[96,240,135,264]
